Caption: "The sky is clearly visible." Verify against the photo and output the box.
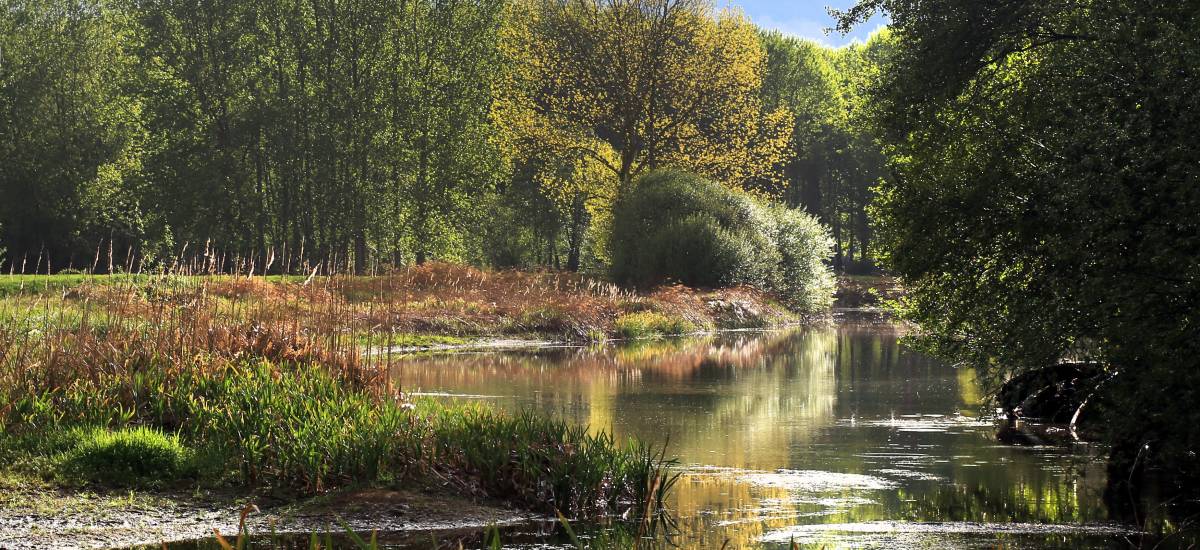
[725,0,888,47]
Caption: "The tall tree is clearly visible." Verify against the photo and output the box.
[759,30,889,269]
[389,0,506,265]
[0,0,152,271]
[498,0,791,193]
[840,0,1200,485]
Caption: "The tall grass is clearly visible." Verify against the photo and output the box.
[0,270,678,519]
[0,262,797,346]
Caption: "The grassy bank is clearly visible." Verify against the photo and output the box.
[0,263,799,342]
[0,266,697,524]
[1,373,665,516]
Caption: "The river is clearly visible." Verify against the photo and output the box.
[157,312,1137,548]
[383,312,1128,548]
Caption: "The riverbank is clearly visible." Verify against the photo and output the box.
[0,263,805,343]
[0,480,531,549]
[0,264,827,547]
[0,370,664,545]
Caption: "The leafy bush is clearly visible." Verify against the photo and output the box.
[610,170,776,288]
[764,204,836,312]
[62,426,193,487]
[610,170,834,312]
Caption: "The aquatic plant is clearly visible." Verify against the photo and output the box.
[613,311,697,339]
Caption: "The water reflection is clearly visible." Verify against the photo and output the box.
[390,319,1125,548]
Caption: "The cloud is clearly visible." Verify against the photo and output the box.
[752,14,840,46]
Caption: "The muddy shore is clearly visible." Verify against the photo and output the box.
[0,486,532,549]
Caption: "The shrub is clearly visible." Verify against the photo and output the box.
[764,204,836,312]
[610,170,835,312]
[62,426,193,487]
[610,170,776,288]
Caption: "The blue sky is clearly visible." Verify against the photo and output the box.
[725,1,887,47]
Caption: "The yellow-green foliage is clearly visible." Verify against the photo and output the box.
[61,427,194,488]
[614,311,697,339]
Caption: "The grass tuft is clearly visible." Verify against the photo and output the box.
[61,426,194,488]
[614,311,697,339]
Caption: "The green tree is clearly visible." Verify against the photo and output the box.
[759,30,889,271]
[389,0,506,265]
[840,0,1200,486]
[498,0,791,193]
[127,0,505,272]
[0,0,152,271]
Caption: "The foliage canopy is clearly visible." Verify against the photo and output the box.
[842,0,1200,483]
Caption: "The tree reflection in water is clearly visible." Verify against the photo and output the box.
[389,321,1125,549]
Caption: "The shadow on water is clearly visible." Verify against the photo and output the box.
[156,314,1193,548]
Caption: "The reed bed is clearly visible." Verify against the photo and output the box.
[0,267,689,519]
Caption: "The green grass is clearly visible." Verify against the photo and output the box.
[0,273,137,296]
[2,358,669,517]
[0,273,311,298]
[60,426,195,488]
[613,311,697,339]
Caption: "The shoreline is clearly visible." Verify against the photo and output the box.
[0,270,867,548]
[0,484,533,550]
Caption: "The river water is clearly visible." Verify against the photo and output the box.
[385,313,1131,548]
[156,313,1141,549]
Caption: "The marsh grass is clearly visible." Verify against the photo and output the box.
[0,266,684,519]
[613,311,699,340]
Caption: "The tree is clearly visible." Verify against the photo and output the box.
[498,0,791,193]
[389,0,506,265]
[533,150,618,271]
[0,0,153,271]
[759,30,890,270]
[840,0,1200,487]
[127,0,506,272]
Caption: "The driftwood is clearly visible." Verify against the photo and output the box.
[997,362,1106,422]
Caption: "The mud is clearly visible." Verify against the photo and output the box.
[0,487,532,549]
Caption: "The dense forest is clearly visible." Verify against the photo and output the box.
[0,0,884,275]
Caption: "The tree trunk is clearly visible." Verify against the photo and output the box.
[566,193,586,272]
[354,232,367,274]
[413,148,431,265]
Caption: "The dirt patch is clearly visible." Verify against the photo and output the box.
[0,486,532,549]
